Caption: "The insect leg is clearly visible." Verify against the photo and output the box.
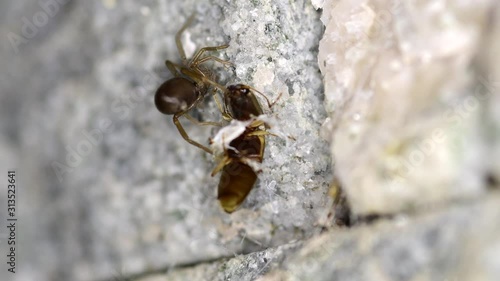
[183,113,223,127]
[191,56,234,70]
[211,156,233,176]
[165,60,181,76]
[175,13,196,64]
[173,112,213,154]
[190,45,229,66]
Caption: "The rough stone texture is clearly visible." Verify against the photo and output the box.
[0,0,328,280]
[258,192,500,281]
[136,193,500,281]
[319,0,499,215]
[135,241,301,281]
[480,2,500,185]
[2,0,500,281]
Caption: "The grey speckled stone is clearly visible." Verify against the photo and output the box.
[135,193,500,281]
[260,193,500,281]
[135,241,301,281]
[0,0,327,280]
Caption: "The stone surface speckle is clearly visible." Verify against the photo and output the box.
[319,0,497,215]
[1,0,500,280]
[0,0,327,280]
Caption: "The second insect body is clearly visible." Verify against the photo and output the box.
[211,84,275,213]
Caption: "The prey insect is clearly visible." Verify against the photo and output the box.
[211,84,277,213]
[154,14,232,154]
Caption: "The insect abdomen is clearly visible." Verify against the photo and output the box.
[217,162,257,213]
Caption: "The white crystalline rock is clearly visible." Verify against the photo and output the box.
[319,0,494,215]
[252,63,276,87]
[311,0,324,10]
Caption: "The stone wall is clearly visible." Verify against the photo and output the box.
[0,0,498,281]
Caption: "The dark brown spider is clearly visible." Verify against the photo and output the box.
[154,14,232,154]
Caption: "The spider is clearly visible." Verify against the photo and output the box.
[154,14,232,154]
